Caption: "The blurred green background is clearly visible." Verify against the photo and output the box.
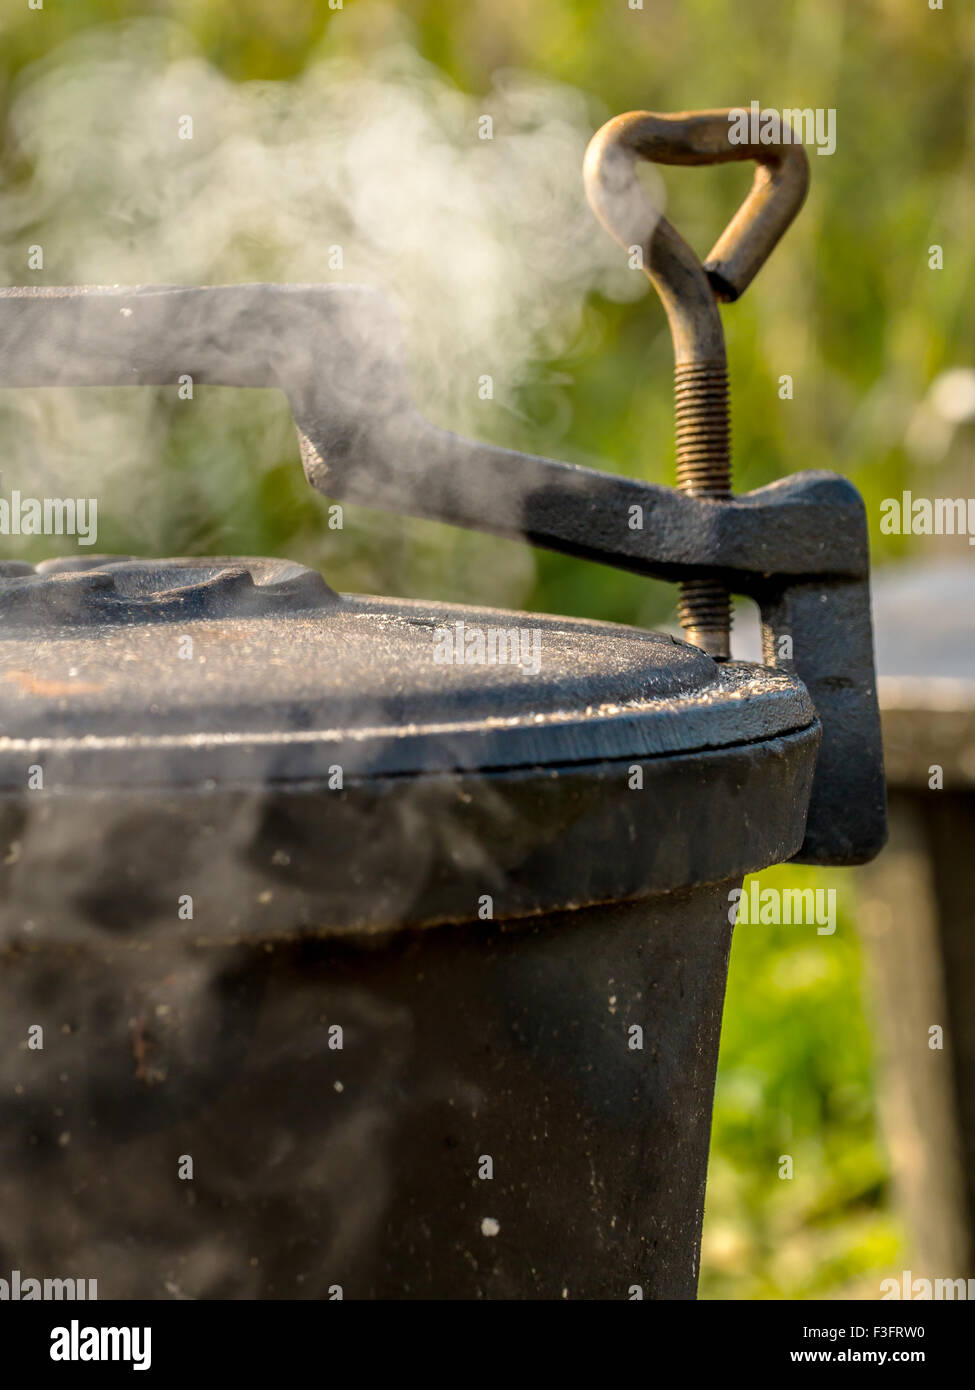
[3,0,974,1298]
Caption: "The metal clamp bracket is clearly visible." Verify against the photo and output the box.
[0,261,885,863]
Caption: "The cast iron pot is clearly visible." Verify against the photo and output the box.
[0,554,820,1300]
[0,106,886,1297]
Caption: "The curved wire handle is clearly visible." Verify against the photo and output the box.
[583,108,809,360]
[583,108,809,658]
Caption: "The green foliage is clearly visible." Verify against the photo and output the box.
[701,866,905,1299]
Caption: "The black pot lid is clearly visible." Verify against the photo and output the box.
[0,556,815,791]
[0,556,823,935]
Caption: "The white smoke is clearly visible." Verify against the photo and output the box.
[0,18,646,569]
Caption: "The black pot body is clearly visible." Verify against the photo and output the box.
[0,883,736,1300]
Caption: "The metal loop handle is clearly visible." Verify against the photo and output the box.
[583,109,809,659]
[583,108,809,324]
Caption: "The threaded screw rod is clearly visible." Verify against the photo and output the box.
[674,361,731,659]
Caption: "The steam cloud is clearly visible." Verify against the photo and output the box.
[0,17,649,562]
